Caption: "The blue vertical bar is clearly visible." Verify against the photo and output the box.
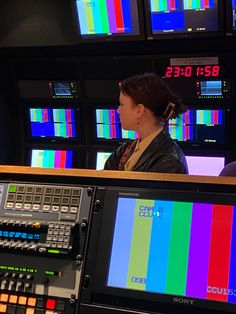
[218,110,223,125]
[228,206,236,303]
[209,0,214,9]
[107,198,136,288]
[145,200,173,293]
[76,0,89,35]
[121,0,132,32]
[66,151,73,168]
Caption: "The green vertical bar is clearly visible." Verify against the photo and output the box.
[188,0,191,9]
[48,150,55,168]
[155,0,159,11]
[38,109,43,122]
[163,0,167,11]
[84,0,95,34]
[61,109,66,123]
[166,202,192,295]
[206,110,211,125]
[178,126,183,141]
[99,0,109,33]
[127,200,154,290]
[196,0,201,9]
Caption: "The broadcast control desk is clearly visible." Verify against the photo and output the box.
[0,166,236,314]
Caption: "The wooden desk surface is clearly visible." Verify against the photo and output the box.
[0,165,236,186]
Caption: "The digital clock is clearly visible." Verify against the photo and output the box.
[165,65,220,78]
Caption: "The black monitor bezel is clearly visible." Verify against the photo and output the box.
[83,186,236,314]
[70,0,146,43]
[23,102,82,145]
[144,0,224,40]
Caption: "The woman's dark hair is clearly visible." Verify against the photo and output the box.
[119,73,187,120]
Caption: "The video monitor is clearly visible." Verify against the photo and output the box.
[145,0,223,39]
[168,108,227,145]
[83,186,236,314]
[27,107,80,143]
[186,155,225,176]
[95,108,139,141]
[74,0,144,41]
[30,149,74,168]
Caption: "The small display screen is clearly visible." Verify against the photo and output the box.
[107,195,236,306]
[96,152,112,170]
[48,81,78,99]
[147,0,219,36]
[29,108,77,139]
[31,149,73,168]
[186,155,225,176]
[75,0,142,39]
[168,109,226,144]
[200,81,222,96]
[96,109,139,140]
[0,230,40,241]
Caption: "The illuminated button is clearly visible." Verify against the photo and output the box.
[6,202,14,208]
[15,203,23,209]
[32,204,40,210]
[45,311,54,314]
[0,303,7,313]
[26,274,33,280]
[43,205,50,211]
[57,243,63,248]
[46,299,56,310]
[60,206,68,213]
[46,236,52,241]
[18,274,25,279]
[9,295,18,304]
[52,206,59,212]
[18,296,27,305]
[24,204,32,210]
[26,308,35,314]
[27,298,36,307]
[0,294,9,302]
[70,207,78,214]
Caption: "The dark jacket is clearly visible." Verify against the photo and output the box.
[104,129,188,174]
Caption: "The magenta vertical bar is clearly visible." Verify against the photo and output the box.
[186,203,212,299]
[54,151,60,168]
[106,0,117,33]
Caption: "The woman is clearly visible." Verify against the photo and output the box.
[104,73,188,174]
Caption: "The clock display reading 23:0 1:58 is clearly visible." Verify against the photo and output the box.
[165,65,220,78]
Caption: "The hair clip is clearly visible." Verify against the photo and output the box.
[161,102,176,122]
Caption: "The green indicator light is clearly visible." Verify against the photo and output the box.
[8,267,14,270]
[0,266,7,270]
[9,185,17,192]
[48,249,60,254]
[15,268,19,271]
[45,271,55,276]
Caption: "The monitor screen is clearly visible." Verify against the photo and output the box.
[186,155,225,176]
[145,0,222,39]
[96,151,112,170]
[232,0,236,31]
[74,0,144,41]
[95,108,139,140]
[48,81,78,99]
[30,149,73,168]
[168,108,227,145]
[85,187,236,314]
[28,107,79,141]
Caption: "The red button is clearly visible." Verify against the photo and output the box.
[46,299,56,310]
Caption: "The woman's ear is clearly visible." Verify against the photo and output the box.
[136,103,145,117]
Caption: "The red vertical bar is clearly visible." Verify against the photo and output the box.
[43,109,48,122]
[114,0,124,33]
[186,126,189,140]
[214,110,218,124]
[170,0,175,10]
[67,109,71,123]
[60,151,66,168]
[207,205,233,302]
[205,0,209,9]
